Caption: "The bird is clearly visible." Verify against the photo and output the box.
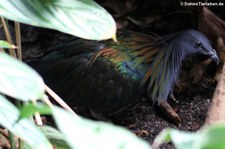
[28,29,219,124]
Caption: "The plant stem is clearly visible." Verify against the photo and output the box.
[15,22,22,61]
[0,47,6,52]
[9,131,16,149]
[19,139,24,149]
[44,84,78,117]
[1,17,17,58]
[32,100,43,125]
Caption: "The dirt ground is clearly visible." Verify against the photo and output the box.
[111,78,216,148]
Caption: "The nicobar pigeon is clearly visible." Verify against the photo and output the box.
[28,29,219,124]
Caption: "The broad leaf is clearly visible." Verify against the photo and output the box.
[153,128,196,149]
[154,125,225,149]
[41,125,70,149]
[52,106,151,149]
[0,53,45,101]
[194,125,225,149]
[0,40,16,48]
[0,0,116,40]
[0,94,51,148]
[18,103,51,120]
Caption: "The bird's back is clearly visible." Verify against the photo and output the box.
[29,31,156,114]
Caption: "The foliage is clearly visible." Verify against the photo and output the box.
[153,124,225,149]
[0,0,223,149]
[0,53,45,101]
[0,94,51,148]
[0,45,153,148]
[0,0,116,40]
[0,0,151,148]
[0,40,16,49]
[0,52,152,148]
[52,106,151,149]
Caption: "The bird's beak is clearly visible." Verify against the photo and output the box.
[211,54,219,65]
[209,49,219,65]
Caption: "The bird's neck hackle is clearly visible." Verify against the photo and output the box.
[88,32,187,104]
[142,33,188,103]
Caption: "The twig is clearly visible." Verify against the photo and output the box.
[44,84,78,117]
[1,17,17,58]
[32,100,43,126]
[15,22,22,61]
[43,94,54,108]
[0,47,6,52]
[9,132,16,149]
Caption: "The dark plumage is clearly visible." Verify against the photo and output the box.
[28,29,219,124]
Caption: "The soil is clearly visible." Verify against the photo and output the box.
[111,78,216,149]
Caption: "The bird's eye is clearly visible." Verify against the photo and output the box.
[194,41,202,48]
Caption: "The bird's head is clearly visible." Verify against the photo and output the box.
[178,29,219,64]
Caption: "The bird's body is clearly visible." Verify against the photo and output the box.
[29,29,218,123]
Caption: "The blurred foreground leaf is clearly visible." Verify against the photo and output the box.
[52,106,151,149]
[0,0,116,40]
[0,53,45,101]
[0,40,16,49]
[0,94,51,148]
[41,125,70,149]
[18,103,51,120]
[154,124,225,149]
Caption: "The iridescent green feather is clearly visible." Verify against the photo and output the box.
[90,30,182,103]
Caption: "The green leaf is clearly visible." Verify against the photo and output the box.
[0,94,51,148]
[18,103,51,120]
[0,40,16,48]
[40,125,70,149]
[154,125,225,149]
[153,128,196,149]
[22,142,33,149]
[0,53,45,101]
[0,0,116,40]
[52,106,151,149]
[193,125,225,149]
